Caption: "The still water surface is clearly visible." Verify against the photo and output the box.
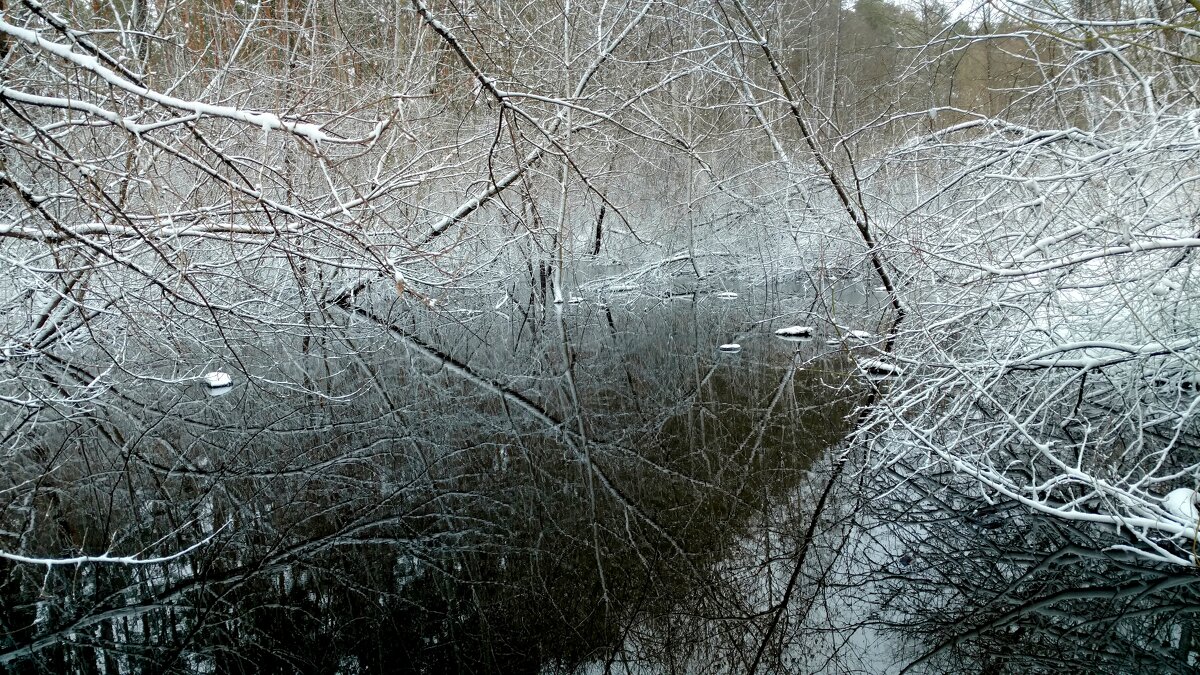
[1,284,864,673]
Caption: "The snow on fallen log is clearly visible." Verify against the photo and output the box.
[858,359,901,377]
[774,325,814,338]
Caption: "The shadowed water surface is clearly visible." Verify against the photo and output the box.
[0,285,861,673]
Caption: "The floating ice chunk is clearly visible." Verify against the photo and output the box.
[203,372,233,396]
[1163,488,1198,522]
[714,291,738,299]
[718,343,742,353]
[774,325,814,338]
[203,371,232,388]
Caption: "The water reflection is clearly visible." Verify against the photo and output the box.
[8,279,1194,673]
[0,287,858,673]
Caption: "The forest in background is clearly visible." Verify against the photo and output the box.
[2,0,1199,671]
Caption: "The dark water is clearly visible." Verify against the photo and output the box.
[7,279,1197,674]
[0,285,861,673]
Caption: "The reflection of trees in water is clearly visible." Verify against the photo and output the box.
[14,287,1192,674]
[0,292,857,672]
[862,457,1200,674]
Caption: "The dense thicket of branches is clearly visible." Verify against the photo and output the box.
[2,0,1199,671]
